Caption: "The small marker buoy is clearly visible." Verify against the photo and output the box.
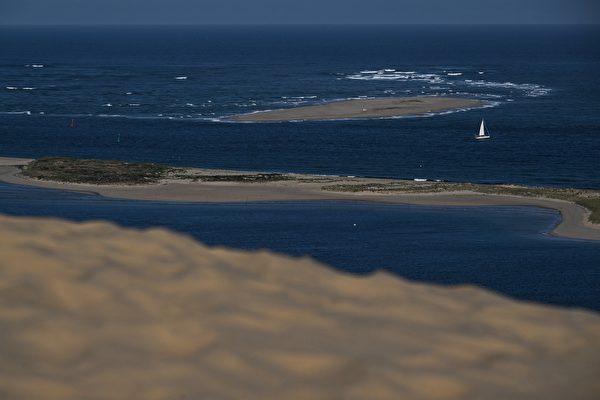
[353,223,357,227]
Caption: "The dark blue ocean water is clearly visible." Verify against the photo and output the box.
[1,27,599,311]
[1,26,599,187]
[1,182,599,311]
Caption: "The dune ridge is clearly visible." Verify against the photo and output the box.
[0,214,599,399]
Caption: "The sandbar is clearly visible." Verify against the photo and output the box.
[1,157,599,241]
[231,96,484,122]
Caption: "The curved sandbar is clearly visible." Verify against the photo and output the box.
[1,157,599,241]
[231,96,484,122]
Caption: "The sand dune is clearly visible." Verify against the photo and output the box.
[0,214,599,399]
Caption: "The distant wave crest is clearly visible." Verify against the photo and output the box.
[346,70,444,84]
[345,68,551,98]
[463,79,551,97]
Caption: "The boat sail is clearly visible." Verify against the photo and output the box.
[475,118,490,140]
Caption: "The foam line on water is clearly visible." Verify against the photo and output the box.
[464,79,551,97]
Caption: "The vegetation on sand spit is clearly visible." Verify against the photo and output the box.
[19,157,600,224]
[322,181,600,224]
[21,157,291,185]
[170,172,291,183]
[22,157,176,185]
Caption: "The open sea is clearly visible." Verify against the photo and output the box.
[1,26,599,310]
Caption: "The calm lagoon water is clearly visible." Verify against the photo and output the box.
[1,182,599,311]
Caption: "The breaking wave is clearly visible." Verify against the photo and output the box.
[5,86,37,91]
[345,68,551,98]
[0,111,32,115]
[346,70,444,84]
[464,80,551,97]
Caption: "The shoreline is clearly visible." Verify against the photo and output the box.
[2,157,599,241]
[230,96,484,122]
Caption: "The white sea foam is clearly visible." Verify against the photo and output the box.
[128,103,140,106]
[233,102,258,107]
[175,76,188,80]
[91,113,226,123]
[6,86,37,91]
[345,69,549,98]
[465,79,550,97]
[125,92,133,95]
[346,70,444,84]
[0,111,32,115]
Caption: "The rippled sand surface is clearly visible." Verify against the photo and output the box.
[1,214,599,399]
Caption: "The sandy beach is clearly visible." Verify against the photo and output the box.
[1,213,599,400]
[1,157,599,241]
[231,96,484,122]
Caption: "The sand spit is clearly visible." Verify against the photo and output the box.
[0,157,33,166]
[231,96,483,122]
[1,158,599,241]
[0,214,599,400]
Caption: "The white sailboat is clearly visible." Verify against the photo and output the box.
[475,118,490,140]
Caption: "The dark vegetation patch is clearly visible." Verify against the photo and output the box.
[22,157,177,185]
[172,172,291,183]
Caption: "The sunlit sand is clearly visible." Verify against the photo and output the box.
[231,96,484,122]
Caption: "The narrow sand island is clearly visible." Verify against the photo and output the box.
[1,157,599,241]
[231,96,483,122]
[1,214,599,400]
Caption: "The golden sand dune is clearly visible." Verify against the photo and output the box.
[0,214,599,399]
[231,96,483,122]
